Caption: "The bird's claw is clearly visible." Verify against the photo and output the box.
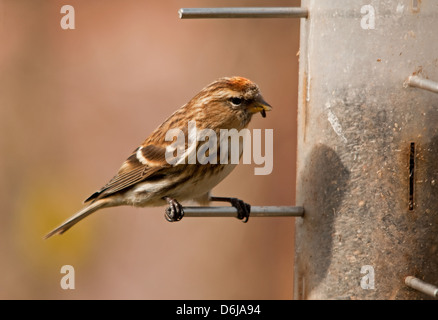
[210,196,251,223]
[164,197,184,222]
[229,198,251,223]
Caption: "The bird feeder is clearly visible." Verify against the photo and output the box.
[179,0,438,299]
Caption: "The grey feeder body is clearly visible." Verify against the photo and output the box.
[294,0,438,299]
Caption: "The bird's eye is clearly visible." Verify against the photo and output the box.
[230,97,243,106]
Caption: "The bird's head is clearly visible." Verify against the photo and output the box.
[190,76,272,129]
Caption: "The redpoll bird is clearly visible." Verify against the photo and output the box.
[45,76,272,239]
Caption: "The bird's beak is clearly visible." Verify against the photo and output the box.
[248,95,272,118]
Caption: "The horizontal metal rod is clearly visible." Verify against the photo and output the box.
[406,75,438,94]
[405,276,438,298]
[179,7,308,19]
[182,206,304,218]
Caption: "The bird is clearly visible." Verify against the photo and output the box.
[45,76,272,239]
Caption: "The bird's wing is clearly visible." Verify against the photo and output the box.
[84,144,172,203]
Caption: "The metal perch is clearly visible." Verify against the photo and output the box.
[179,7,308,19]
[405,276,438,298]
[183,206,304,218]
[405,75,438,94]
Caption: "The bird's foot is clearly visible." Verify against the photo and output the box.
[210,196,251,223]
[164,197,184,222]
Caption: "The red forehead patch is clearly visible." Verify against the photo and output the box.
[228,76,252,89]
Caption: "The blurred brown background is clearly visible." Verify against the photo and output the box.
[0,0,300,299]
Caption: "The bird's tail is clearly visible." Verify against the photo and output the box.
[44,198,112,239]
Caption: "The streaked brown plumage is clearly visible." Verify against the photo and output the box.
[45,76,272,238]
